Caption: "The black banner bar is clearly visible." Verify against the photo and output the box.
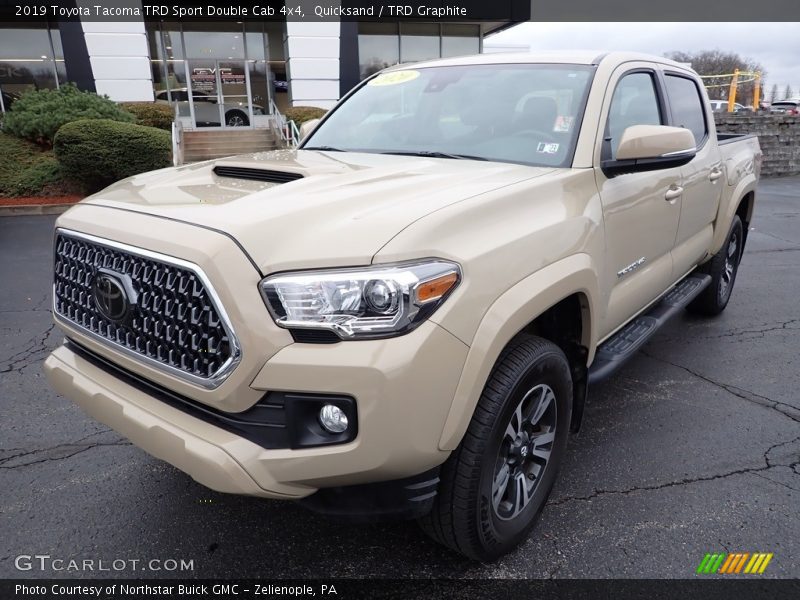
[1,0,799,23]
[3,579,800,600]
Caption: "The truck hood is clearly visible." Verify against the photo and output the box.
[83,149,554,274]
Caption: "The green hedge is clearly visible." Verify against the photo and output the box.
[2,84,134,146]
[0,132,78,197]
[284,106,327,125]
[54,119,171,192]
[120,102,173,130]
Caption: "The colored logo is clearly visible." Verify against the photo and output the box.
[696,552,773,575]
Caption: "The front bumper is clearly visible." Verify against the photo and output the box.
[44,320,468,498]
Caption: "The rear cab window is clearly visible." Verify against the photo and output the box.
[664,74,708,147]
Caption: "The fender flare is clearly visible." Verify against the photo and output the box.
[437,253,599,451]
[710,174,757,255]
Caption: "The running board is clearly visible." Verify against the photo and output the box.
[588,273,712,385]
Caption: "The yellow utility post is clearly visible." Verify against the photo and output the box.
[727,69,740,112]
[753,71,762,111]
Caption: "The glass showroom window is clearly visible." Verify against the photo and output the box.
[399,23,439,63]
[441,24,480,58]
[358,23,400,79]
[0,25,65,112]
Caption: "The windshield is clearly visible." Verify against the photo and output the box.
[302,63,595,168]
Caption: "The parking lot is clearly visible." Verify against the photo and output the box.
[1,176,798,579]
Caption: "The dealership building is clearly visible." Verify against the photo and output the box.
[0,6,525,145]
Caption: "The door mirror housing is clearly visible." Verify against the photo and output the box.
[602,125,696,177]
[299,118,321,141]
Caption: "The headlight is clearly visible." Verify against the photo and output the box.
[260,260,461,340]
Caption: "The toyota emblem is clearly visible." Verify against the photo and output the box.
[92,272,130,323]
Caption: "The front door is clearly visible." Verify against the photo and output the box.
[187,60,253,128]
[595,66,683,338]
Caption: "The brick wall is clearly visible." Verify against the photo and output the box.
[714,114,800,177]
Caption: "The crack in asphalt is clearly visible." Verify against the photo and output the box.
[0,322,56,375]
[751,231,800,247]
[746,247,800,254]
[548,457,799,507]
[657,319,800,343]
[0,428,117,467]
[0,440,132,470]
[641,351,800,424]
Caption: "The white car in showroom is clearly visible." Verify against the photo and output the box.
[155,89,265,127]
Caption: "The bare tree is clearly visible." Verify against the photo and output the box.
[665,49,766,105]
[770,83,779,103]
[784,85,794,100]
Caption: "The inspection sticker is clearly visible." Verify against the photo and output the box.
[553,116,574,132]
[368,70,420,86]
[537,142,560,154]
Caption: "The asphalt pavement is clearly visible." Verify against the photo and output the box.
[1,177,798,579]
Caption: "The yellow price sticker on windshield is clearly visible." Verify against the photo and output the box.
[368,70,420,86]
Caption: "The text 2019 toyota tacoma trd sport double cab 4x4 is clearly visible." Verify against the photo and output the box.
[45,52,761,560]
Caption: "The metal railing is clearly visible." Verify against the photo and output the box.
[269,98,300,148]
[171,104,184,166]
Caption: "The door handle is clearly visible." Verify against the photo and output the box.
[665,185,683,201]
[708,168,723,182]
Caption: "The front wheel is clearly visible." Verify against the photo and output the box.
[419,335,572,561]
[225,110,249,127]
[687,215,743,316]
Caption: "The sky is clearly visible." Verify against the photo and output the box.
[487,22,800,94]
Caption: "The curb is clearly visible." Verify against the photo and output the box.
[0,204,75,217]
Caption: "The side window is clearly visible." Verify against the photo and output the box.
[606,72,662,159]
[665,74,707,146]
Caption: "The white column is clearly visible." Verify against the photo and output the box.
[285,19,341,109]
[79,4,153,101]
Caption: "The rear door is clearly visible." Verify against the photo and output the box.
[595,65,683,338]
[663,71,724,277]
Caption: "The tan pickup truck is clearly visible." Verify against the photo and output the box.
[44,52,761,560]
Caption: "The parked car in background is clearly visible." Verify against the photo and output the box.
[155,89,264,126]
[709,99,748,113]
[769,99,800,115]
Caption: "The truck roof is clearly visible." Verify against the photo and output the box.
[387,51,696,74]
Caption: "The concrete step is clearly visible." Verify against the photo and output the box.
[180,128,284,162]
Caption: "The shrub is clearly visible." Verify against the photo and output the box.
[12,155,71,196]
[54,119,171,192]
[120,102,174,130]
[0,132,80,197]
[2,84,134,146]
[284,106,327,126]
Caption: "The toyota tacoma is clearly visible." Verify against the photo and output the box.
[45,52,761,560]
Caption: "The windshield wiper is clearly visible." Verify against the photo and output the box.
[380,150,489,161]
[302,145,347,152]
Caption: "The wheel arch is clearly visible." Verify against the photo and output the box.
[437,254,599,451]
[711,177,757,256]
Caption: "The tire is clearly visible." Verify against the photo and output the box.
[225,110,249,127]
[419,335,572,561]
[687,215,743,316]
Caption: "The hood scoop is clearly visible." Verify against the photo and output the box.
[213,165,304,184]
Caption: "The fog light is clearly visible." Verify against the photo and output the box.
[319,404,348,433]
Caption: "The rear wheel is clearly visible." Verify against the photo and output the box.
[687,215,743,316]
[419,335,572,561]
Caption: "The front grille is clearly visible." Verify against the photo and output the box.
[53,230,239,386]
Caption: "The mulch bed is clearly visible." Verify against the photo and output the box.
[0,195,82,207]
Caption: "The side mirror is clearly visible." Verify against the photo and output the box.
[603,125,696,177]
[299,118,321,141]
